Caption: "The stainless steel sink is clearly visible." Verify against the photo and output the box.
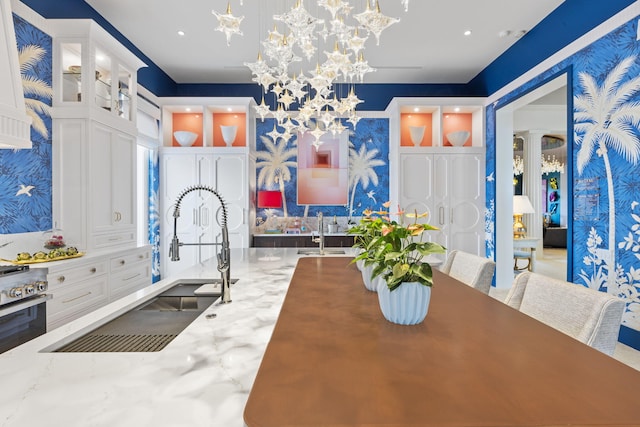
[297,249,346,255]
[52,280,236,353]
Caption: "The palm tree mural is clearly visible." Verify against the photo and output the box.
[256,135,297,217]
[19,44,52,139]
[574,55,640,292]
[348,143,385,217]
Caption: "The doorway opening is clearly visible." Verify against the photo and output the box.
[495,73,570,288]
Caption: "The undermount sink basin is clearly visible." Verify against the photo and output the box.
[137,296,202,311]
[51,279,236,353]
[297,249,346,255]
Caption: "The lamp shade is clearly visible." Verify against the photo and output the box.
[513,195,535,214]
[257,190,282,209]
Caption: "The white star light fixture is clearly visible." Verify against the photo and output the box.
[216,0,409,143]
[212,2,244,46]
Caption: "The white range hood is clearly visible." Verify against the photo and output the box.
[0,0,31,149]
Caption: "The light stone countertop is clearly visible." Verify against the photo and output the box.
[0,247,355,427]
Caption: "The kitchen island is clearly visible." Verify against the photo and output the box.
[0,248,346,427]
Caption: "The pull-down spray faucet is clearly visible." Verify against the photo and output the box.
[169,185,232,304]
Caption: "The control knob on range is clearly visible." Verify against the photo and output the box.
[24,284,35,295]
[9,287,23,298]
[35,281,48,292]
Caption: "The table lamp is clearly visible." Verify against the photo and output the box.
[257,190,282,210]
[513,195,535,239]
[257,190,283,233]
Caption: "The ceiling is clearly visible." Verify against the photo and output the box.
[85,0,565,85]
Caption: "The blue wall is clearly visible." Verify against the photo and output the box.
[0,14,52,234]
[485,14,640,349]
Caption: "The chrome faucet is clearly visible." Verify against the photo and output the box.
[169,185,232,304]
[312,212,325,255]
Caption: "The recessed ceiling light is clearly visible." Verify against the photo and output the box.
[514,30,527,38]
[177,30,185,36]
[413,107,419,112]
[454,107,460,112]
[464,30,472,36]
[227,107,232,112]
[185,108,191,112]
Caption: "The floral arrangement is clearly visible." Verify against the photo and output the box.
[349,202,446,291]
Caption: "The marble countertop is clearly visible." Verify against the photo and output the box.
[0,247,355,427]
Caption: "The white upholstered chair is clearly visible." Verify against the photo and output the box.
[504,272,625,356]
[440,250,496,295]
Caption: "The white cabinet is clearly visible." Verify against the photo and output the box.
[398,149,485,260]
[51,19,145,128]
[89,122,136,247]
[53,119,137,251]
[109,246,152,301]
[44,246,151,330]
[160,147,251,278]
[46,258,109,330]
[51,19,144,252]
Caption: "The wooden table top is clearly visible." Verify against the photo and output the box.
[244,257,640,427]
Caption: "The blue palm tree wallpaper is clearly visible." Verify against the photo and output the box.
[255,117,389,223]
[0,15,52,233]
[485,15,640,348]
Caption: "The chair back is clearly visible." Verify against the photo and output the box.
[440,250,495,295]
[505,272,625,355]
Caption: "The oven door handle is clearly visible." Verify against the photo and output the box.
[0,294,51,317]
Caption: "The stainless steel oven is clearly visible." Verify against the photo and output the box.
[0,265,50,353]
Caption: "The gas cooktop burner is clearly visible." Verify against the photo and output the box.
[0,265,29,276]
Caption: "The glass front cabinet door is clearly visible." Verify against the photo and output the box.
[52,20,145,125]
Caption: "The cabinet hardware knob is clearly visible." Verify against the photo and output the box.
[90,267,97,273]
[120,260,125,265]
[58,276,65,283]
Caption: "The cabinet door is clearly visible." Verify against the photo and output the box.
[160,153,199,277]
[90,123,113,234]
[399,154,435,219]
[432,153,452,253]
[196,154,219,263]
[161,153,198,232]
[215,154,248,248]
[90,123,136,236]
[111,131,135,228]
[447,153,485,256]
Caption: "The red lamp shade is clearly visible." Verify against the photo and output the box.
[257,190,282,209]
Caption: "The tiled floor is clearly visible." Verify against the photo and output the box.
[488,248,640,371]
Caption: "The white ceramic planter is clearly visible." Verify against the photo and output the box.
[409,125,426,146]
[360,263,377,292]
[377,281,431,325]
[220,125,237,146]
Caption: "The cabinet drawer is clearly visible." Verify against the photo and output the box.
[110,249,150,272]
[110,263,151,301]
[47,260,109,288]
[93,230,136,249]
[47,274,109,329]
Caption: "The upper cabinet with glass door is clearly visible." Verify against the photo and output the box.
[51,20,145,129]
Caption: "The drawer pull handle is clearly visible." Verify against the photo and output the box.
[58,276,65,283]
[138,254,144,259]
[90,267,97,273]
[62,291,92,304]
[123,273,141,281]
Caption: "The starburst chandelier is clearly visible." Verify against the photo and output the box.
[212,0,408,143]
[541,154,565,174]
[513,154,565,176]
